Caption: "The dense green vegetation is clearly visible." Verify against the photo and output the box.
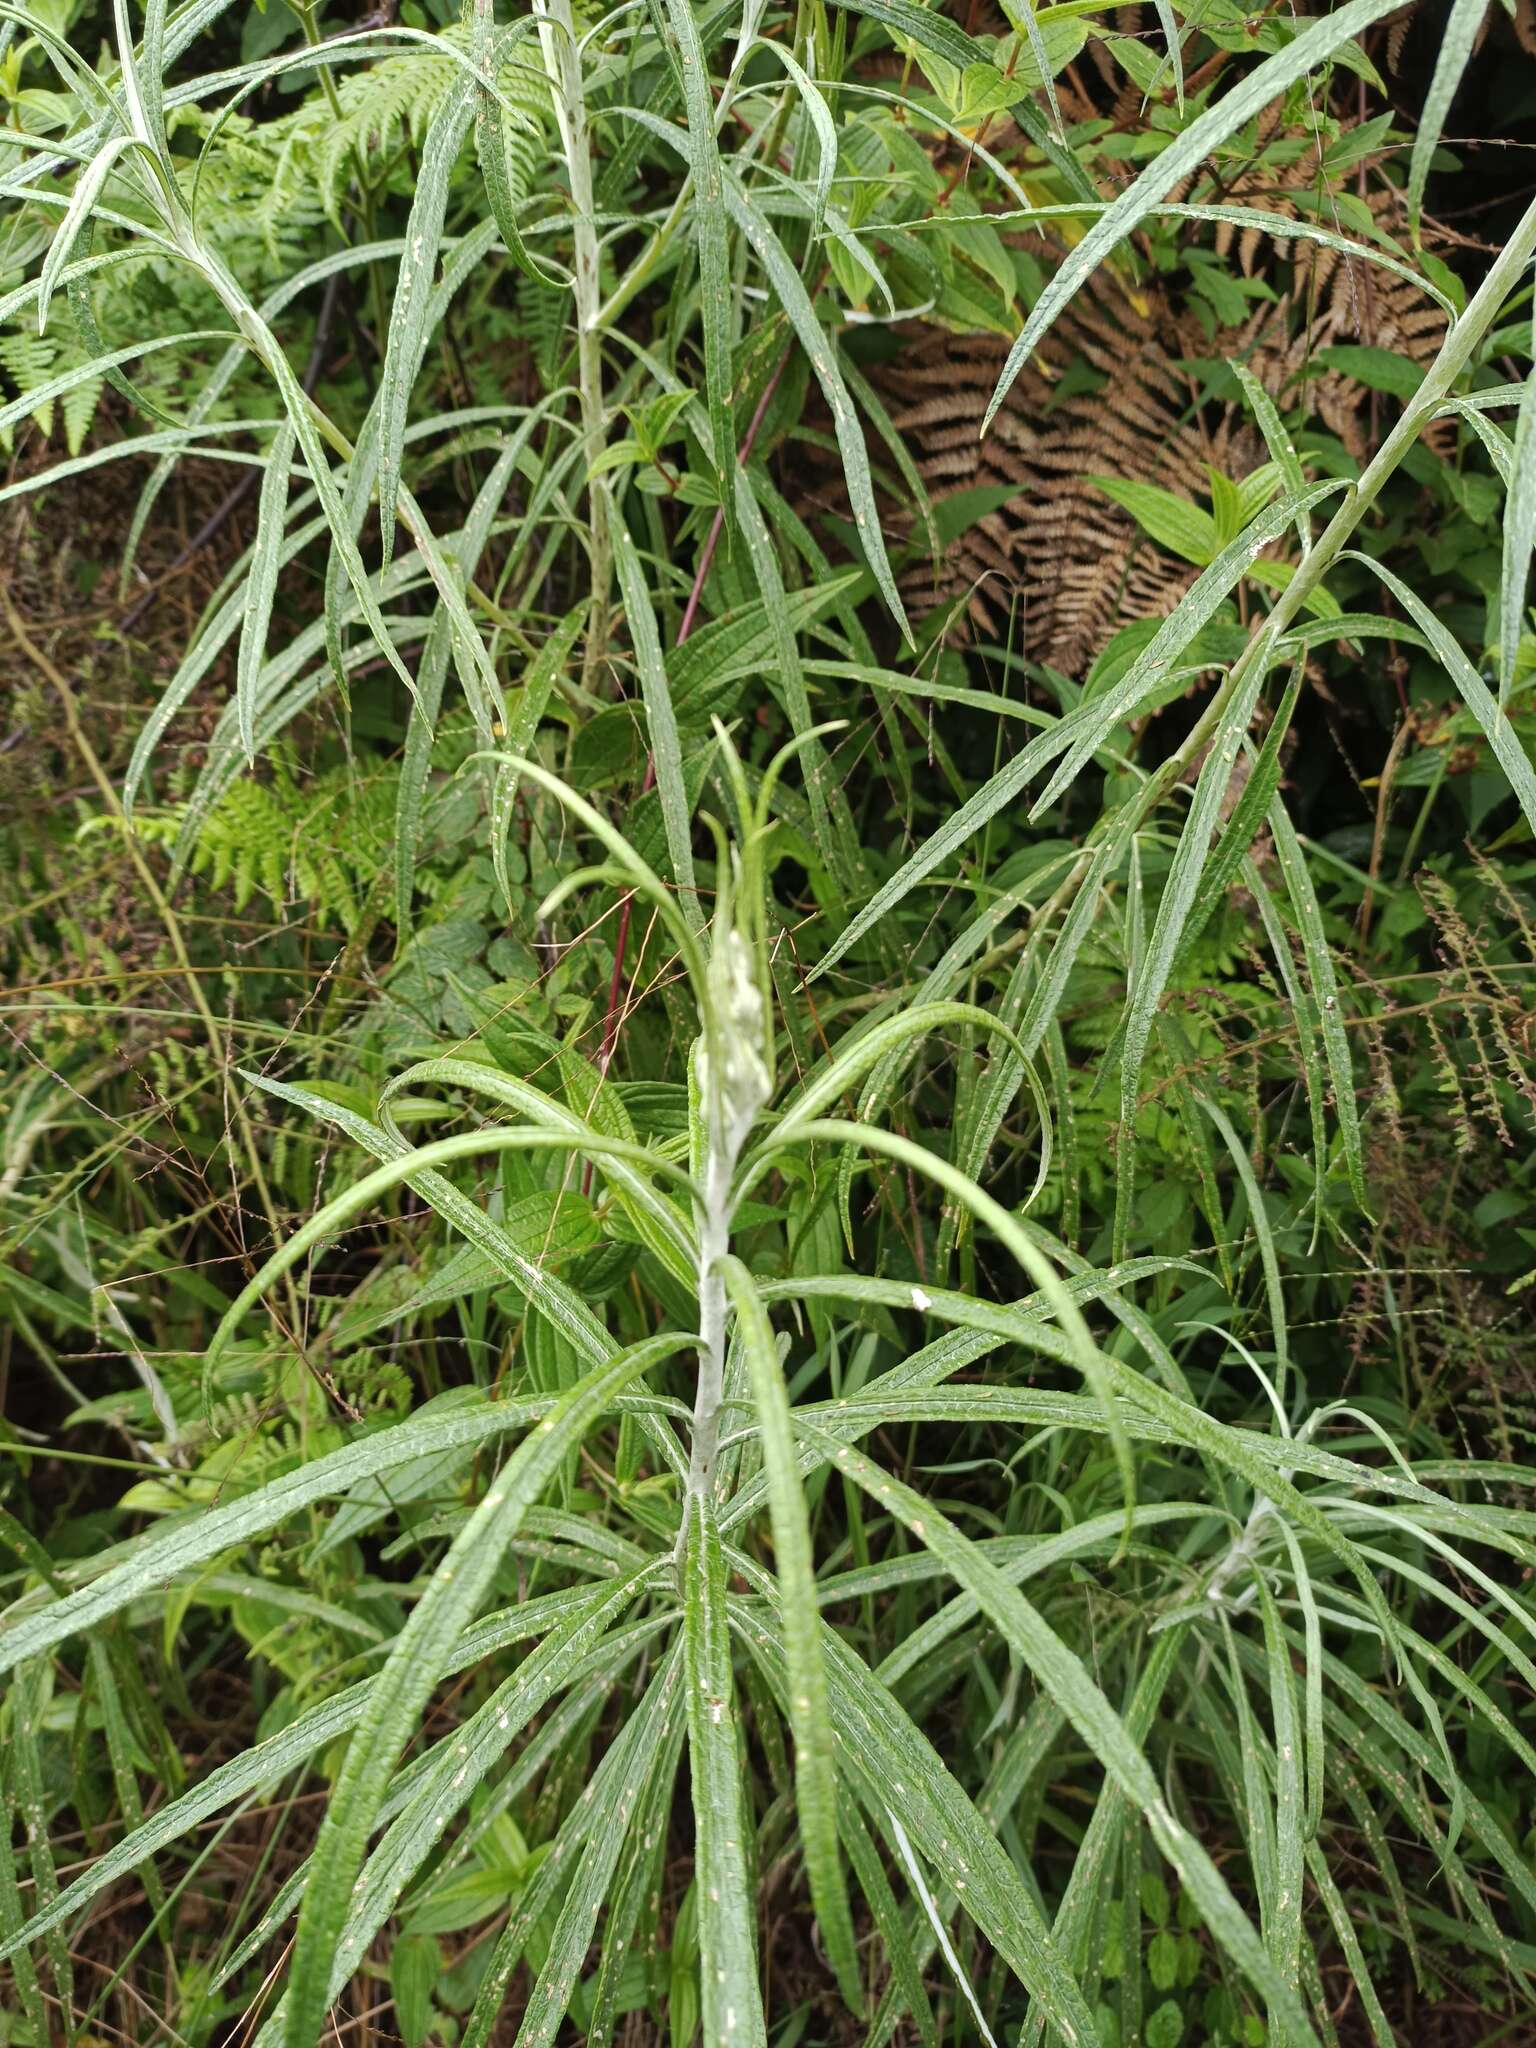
[2,0,1536,2040]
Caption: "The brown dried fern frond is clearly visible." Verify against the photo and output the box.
[793,51,1453,664]
[847,259,1254,669]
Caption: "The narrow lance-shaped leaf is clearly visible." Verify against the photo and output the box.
[509,1650,683,2048]
[751,1116,1137,1545]
[1018,1628,1187,2048]
[241,1075,637,1376]
[1000,0,1065,143]
[280,1331,680,2048]
[474,0,562,283]
[237,415,296,765]
[1501,306,1536,704]
[1167,661,1301,982]
[1030,481,1339,819]
[658,0,734,511]
[884,1804,998,2046]
[984,0,1405,430]
[0,1584,632,1968]
[489,606,586,921]
[1149,0,1184,113]
[1232,362,1310,554]
[1265,794,1367,1212]
[611,515,701,926]
[377,72,476,560]
[1406,0,1487,235]
[684,1493,768,2048]
[1200,1092,1289,1397]
[719,1255,861,2011]
[723,170,910,641]
[38,135,133,334]
[0,1751,50,2045]
[1256,1578,1304,2020]
[795,1421,1322,2047]
[1116,654,1271,1232]
[737,1599,1104,2044]
[395,393,572,931]
[248,1608,674,2041]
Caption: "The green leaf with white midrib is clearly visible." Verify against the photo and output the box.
[1263,797,1366,1210]
[487,605,585,924]
[235,416,296,766]
[313,222,506,740]
[1031,482,1338,821]
[452,1650,672,2048]
[243,1074,626,1372]
[0,1400,609,1680]
[1165,662,1301,986]
[722,171,909,642]
[794,1418,1321,2047]
[9,1663,72,2011]
[278,1331,676,2048]
[585,1701,688,2048]
[719,1255,860,2011]
[1017,1628,1185,2048]
[983,0,1408,429]
[377,70,476,562]
[0,329,231,440]
[396,441,503,935]
[836,1786,939,2048]
[873,1506,1200,1694]
[1256,1578,1304,2032]
[375,1056,695,1283]
[944,945,1054,1259]
[656,0,733,513]
[37,135,136,336]
[202,1122,694,1395]
[1500,336,1536,703]
[1362,555,1536,837]
[752,1117,1137,1544]
[813,713,1112,980]
[733,1601,1102,2044]
[1242,1623,1536,1940]
[611,515,701,926]
[473,1,560,285]
[0,1583,623,1966]
[1406,0,1486,235]
[1115,653,1270,1242]
[767,998,1035,1147]
[684,1494,768,2048]
[509,1649,682,2048]
[253,1611,675,2045]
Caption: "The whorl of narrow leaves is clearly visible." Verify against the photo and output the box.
[7,3,1536,2045]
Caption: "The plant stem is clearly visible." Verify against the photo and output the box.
[685,1135,734,1515]
[536,0,611,691]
